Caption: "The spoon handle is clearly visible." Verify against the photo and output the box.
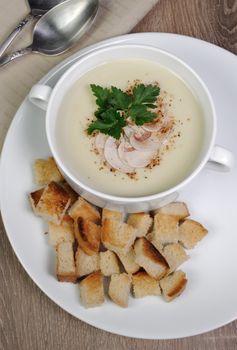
[0,13,34,57]
[0,46,33,67]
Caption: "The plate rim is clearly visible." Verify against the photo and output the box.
[1,32,237,340]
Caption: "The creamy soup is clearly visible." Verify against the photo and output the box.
[56,59,204,196]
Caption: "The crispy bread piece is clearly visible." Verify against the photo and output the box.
[102,208,123,223]
[151,213,179,245]
[61,182,78,206]
[127,213,153,237]
[132,271,161,298]
[75,247,99,277]
[134,238,169,280]
[117,248,140,274]
[154,202,189,219]
[34,157,64,185]
[68,197,100,223]
[162,243,189,272]
[109,273,131,308]
[29,188,44,214]
[74,217,101,255]
[56,241,76,282]
[179,219,208,249]
[80,272,104,308]
[48,215,74,247]
[146,233,164,253]
[35,181,71,224]
[101,219,137,255]
[160,270,187,302]
[100,250,120,276]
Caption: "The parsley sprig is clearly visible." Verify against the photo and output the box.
[87,83,160,139]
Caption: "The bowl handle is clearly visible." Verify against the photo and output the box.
[207,145,235,171]
[28,84,52,111]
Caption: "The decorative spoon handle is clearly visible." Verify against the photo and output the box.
[0,46,33,67]
[0,13,34,57]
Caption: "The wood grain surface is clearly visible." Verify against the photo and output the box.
[0,0,237,349]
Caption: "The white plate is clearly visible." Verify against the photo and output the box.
[0,33,237,340]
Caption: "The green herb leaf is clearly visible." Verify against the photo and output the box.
[90,84,111,108]
[132,84,160,105]
[87,109,126,139]
[109,86,132,110]
[129,104,157,125]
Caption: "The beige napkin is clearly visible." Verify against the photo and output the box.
[0,0,159,150]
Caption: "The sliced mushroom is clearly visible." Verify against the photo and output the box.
[118,141,156,168]
[104,137,134,173]
[94,133,108,154]
[130,133,161,152]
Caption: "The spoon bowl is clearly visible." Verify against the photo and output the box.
[33,0,99,55]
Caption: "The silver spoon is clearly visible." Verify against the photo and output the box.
[0,0,67,57]
[0,0,99,67]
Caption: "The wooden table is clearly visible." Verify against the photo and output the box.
[0,0,236,349]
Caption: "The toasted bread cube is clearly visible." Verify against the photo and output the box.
[74,217,101,255]
[36,181,71,224]
[117,248,140,274]
[134,238,169,280]
[75,247,99,277]
[151,213,179,245]
[162,243,189,272]
[146,233,164,253]
[100,251,120,276]
[179,219,208,249]
[132,271,161,298]
[34,157,64,185]
[109,273,131,308]
[68,197,100,223]
[101,219,136,255]
[102,208,123,223]
[80,272,104,308]
[61,182,78,206]
[56,241,76,282]
[155,202,189,219]
[29,188,44,214]
[127,213,153,237]
[48,215,74,247]
[160,270,188,302]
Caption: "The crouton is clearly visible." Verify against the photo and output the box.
[56,241,76,282]
[160,270,188,302]
[101,219,136,255]
[100,250,120,276]
[68,197,100,223]
[61,182,78,206]
[34,157,64,185]
[117,248,140,274]
[80,272,104,308]
[151,213,179,245]
[134,238,169,280]
[35,181,71,224]
[162,243,189,272]
[29,188,44,214]
[155,202,189,219]
[127,212,153,237]
[179,219,208,249]
[48,215,75,247]
[75,247,99,277]
[132,271,161,298]
[74,217,101,255]
[146,233,164,253]
[108,273,131,308]
[102,207,123,223]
